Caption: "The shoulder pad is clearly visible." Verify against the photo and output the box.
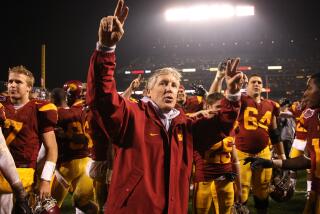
[196,96,203,104]
[272,100,280,108]
[33,100,57,112]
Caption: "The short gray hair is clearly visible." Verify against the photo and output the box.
[146,67,181,90]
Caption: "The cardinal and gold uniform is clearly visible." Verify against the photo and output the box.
[192,97,239,214]
[178,96,204,114]
[235,95,280,205]
[51,100,95,208]
[300,108,320,213]
[0,96,57,193]
[289,102,308,158]
[193,136,235,214]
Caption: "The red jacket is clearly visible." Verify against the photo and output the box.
[86,50,240,214]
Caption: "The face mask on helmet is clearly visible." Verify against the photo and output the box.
[33,195,61,214]
[269,167,294,202]
[63,80,83,105]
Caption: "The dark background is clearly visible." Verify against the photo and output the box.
[1,0,319,90]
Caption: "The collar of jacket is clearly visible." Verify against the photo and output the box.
[139,97,186,128]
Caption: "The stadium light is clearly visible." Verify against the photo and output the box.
[238,66,252,71]
[182,68,196,72]
[268,66,282,70]
[165,4,254,22]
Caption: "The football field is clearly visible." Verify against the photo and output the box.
[61,171,307,213]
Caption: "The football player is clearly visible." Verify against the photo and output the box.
[0,105,31,214]
[192,92,242,214]
[244,73,320,214]
[288,100,312,195]
[177,84,204,114]
[50,84,97,213]
[234,74,286,214]
[0,66,58,213]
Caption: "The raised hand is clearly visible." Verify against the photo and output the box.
[130,74,143,91]
[225,58,244,94]
[216,59,228,80]
[98,0,129,47]
[191,83,207,97]
[243,157,273,170]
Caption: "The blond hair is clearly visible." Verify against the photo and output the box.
[8,65,35,87]
[146,67,181,90]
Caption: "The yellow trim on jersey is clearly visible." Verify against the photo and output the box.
[210,137,234,153]
[196,96,203,104]
[273,101,280,108]
[73,99,85,107]
[39,103,57,112]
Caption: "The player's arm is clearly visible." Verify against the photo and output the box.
[270,115,286,160]
[231,144,242,203]
[39,131,58,199]
[217,58,243,133]
[244,154,311,170]
[187,109,218,119]
[121,74,143,99]
[208,65,225,94]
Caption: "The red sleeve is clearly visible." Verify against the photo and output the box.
[58,107,80,122]
[86,50,131,142]
[37,101,58,133]
[193,97,240,139]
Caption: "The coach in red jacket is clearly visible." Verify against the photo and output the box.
[86,1,244,213]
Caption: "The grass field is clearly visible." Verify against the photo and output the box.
[61,171,307,213]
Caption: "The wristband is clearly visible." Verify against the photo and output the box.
[226,90,241,102]
[41,161,56,181]
[96,42,116,52]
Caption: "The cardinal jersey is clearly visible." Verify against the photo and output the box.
[302,108,320,193]
[193,136,234,182]
[290,102,307,140]
[235,95,280,154]
[0,96,57,168]
[178,96,204,114]
[56,102,91,163]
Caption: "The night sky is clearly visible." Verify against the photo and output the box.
[1,0,319,89]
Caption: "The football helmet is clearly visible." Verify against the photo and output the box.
[231,203,250,214]
[269,167,294,202]
[33,196,61,214]
[63,80,83,106]
[63,80,83,99]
